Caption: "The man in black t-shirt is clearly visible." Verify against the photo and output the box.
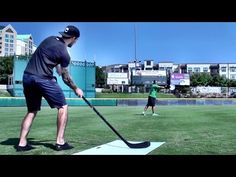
[15,25,83,152]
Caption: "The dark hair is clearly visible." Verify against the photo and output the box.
[153,80,156,84]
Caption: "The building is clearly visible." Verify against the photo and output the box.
[16,34,36,55]
[219,63,236,79]
[186,63,211,74]
[0,24,17,57]
[104,60,236,93]
[0,25,37,57]
[104,64,129,92]
[178,63,236,80]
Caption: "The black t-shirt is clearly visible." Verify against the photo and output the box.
[24,36,70,79]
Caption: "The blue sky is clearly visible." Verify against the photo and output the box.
[1,22,236,66]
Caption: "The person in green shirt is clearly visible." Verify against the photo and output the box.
[142,80,165,116]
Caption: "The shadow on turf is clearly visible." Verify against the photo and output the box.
[0,138,56,150]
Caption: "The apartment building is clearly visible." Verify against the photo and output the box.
[16,34,36,55]
[105,61,236,91]
[0,24,37,57]
[0,24,17,57]
[187,63,211,73]
[219,63,236,79]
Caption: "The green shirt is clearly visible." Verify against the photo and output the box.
[149,84,160,98]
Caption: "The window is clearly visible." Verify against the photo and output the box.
[221,67,226,72]
[10,35,14,39]
[146,61,151,65]
[203,67,208,72]
[159,67,164,70]
[5,34,9,38]
[230,67,236,72]
[194,67,200,73]
[5,43,8,47]
[187,67,192,73]
[230,74,236,79]
[222,74,226,78]
[15,80,23,84]
[10,39,13,43]
[5,39,9,42]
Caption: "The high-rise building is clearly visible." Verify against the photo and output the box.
[0,24,17,57]
[16,34,36,55]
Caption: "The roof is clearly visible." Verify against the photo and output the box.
[17,34,32,41]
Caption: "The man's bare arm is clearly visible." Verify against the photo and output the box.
[61,67,77,90]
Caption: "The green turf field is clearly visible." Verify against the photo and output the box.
[0,105,236,155]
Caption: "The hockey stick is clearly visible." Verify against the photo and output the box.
[82,96,150,148]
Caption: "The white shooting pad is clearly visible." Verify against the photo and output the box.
[73,140,165,155]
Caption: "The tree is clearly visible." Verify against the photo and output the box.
[209,75,226,86]
[96,66,105,88]
[190,72,231,87]
[0,56,14,84]
[190,73,212,86]
[227,78,236,87]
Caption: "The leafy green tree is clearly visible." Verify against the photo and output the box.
[226,78,236,87]
[190,72,233,87]
[190,73,212,86]
[96,66,105,88]
[209,75,226,86]
[0,56,14,84]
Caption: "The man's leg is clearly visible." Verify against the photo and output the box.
[18,111,37,146]
[152,106,159,116]
[152,106,155,114]
[144,106,148,111]
[55,105,73,151]
[143,105,148,115]
[56,105,68,145]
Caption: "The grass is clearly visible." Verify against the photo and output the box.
[96,92,176,98]
[0,90,11,97]
[0,105,236,155]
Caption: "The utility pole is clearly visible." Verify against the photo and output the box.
[134,24,137,92]
[134,24,137,65]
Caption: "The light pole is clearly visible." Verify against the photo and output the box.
[134,24,137,92]
[134,24,137,66]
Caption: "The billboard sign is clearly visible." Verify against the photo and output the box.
[170,73,190,86]
[107,78,129,85]
[107,72,128,85]
[132,76,167,85]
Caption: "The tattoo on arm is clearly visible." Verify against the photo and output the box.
[61,67,77,90]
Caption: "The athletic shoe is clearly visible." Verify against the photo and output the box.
[55,142,74,151]
[142,111,146,116]
[15,144,34,152]
[152,113,159,116]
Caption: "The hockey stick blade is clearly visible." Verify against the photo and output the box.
[126,141,151,148]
